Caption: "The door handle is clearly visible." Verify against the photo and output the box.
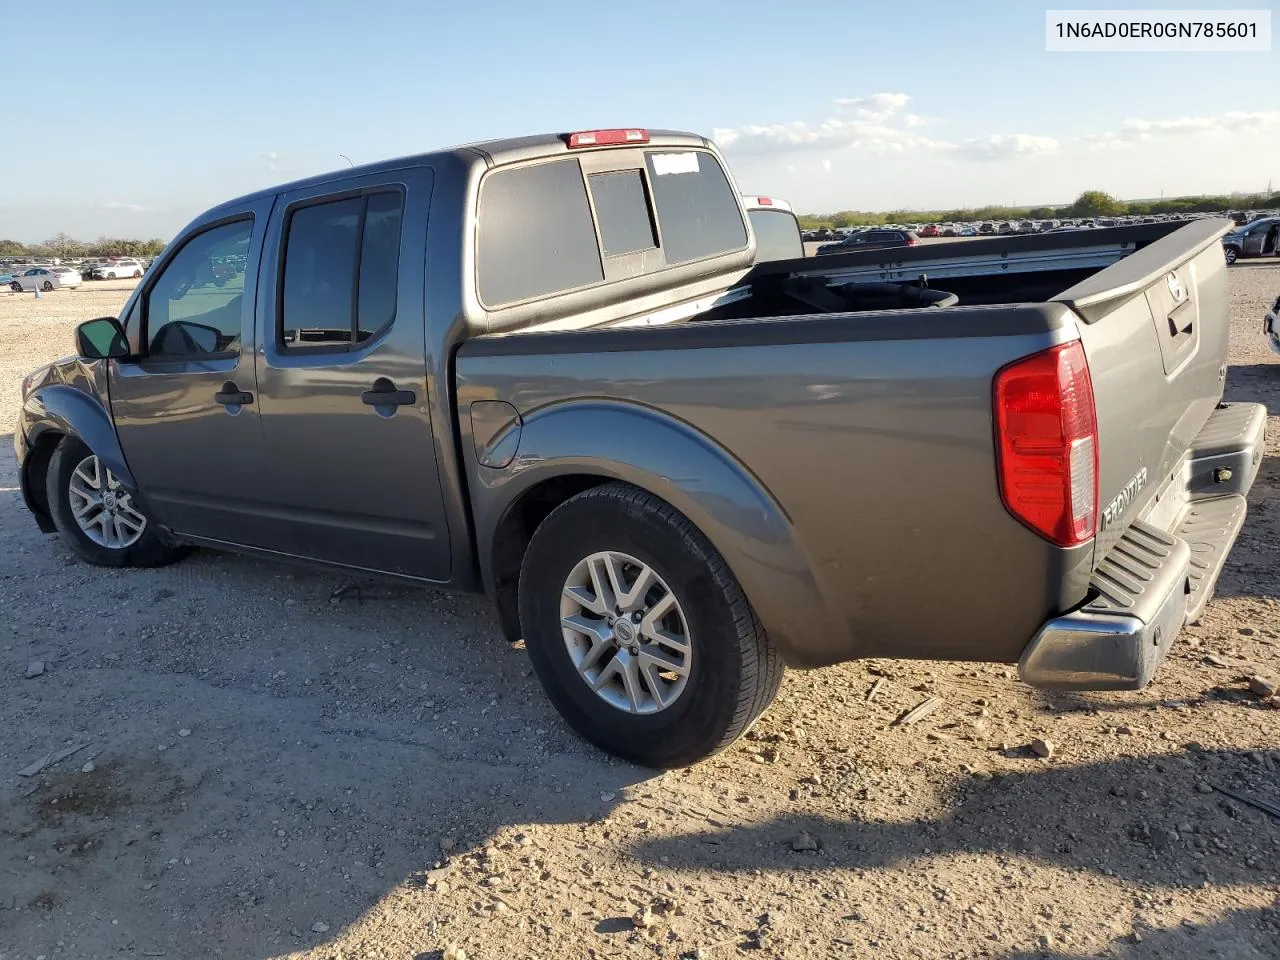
[361,378,415,407]
[214,382,254,406]
[1167,298,1194,337]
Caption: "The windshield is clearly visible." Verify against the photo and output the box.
[748,209,804,262]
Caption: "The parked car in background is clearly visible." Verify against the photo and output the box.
[919,224,940,238]
[1221,216,1279,264]
[92,258,144,279]
[1264,290,1280,353]
[741,195,804,262]
[815,228,919,255]
[9,267,75,292]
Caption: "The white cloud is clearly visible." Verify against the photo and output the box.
[956,134,1060,160]
[821,159,832,172]
[264,150,281,172]
[714,94,1054,163]
[101,200,153,213]
[832,92,912,123]
[1081,109,1280,150]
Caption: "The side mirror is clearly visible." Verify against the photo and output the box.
[75,317,130,360]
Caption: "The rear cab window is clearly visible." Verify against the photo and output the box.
[475,145,747,310]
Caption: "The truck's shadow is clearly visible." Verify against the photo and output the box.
[625,747,1278,890]
[995,905,1279,960]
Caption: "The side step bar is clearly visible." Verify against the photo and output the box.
[1020,402,1264,691]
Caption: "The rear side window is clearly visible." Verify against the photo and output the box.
[477,159,604,307]
[644,150,746,264]
[357,192,403,341]
[280,190,404,349]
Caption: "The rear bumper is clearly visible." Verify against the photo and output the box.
[1020,402,1265,690]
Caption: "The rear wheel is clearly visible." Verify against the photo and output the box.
[46,438,188,567]
[41,280,53,292]
[518,482,783,768]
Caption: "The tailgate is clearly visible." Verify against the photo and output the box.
[1054,218,1234,563]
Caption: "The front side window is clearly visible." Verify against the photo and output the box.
[145,218,252,359]
[280,190,404,349]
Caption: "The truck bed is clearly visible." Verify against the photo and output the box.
[457,218,1259,677]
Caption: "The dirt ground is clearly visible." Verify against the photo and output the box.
[1,266,1278,960]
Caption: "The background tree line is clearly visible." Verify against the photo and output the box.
[0,233,167,259]
[796,189,1280,230]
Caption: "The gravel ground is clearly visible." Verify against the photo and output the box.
[1,267,1278,960]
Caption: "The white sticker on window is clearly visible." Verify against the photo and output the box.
[650,152,700,176]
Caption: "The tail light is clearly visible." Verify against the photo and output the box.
[993,341,1098,547]
[905,237,919,245]
[755,196,774,206]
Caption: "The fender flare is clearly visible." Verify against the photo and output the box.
[25,383,135,489]
[476,400,850,667]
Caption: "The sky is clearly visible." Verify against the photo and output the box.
[1,0,1277,241]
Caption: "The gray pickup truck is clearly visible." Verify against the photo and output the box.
[16,129,1265,767]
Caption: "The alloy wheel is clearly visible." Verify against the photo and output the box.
[560,550,692,714]
[67,454,148,549]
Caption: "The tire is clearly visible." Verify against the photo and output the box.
[1224,246,1239,264]
[41,281,53,292]
[132,270,141,278]
[46,437,188,568]
[9,281,19,292]
[106,271,117,279]
[518,482,783,768]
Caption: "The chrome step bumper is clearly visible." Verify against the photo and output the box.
[1020,402,1264,691]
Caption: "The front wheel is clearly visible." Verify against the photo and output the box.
[41,281,53,292]
[1224,246,1239,264]
[132,270,142,278]
[518,482,783,768]
[46,438,188,567]
[9,281,19,292]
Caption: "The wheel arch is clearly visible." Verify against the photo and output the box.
[477,401,849,667]
[21,384,137,533]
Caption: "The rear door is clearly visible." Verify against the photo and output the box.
[250,166,452,580]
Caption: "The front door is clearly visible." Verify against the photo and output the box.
[109,204,271,545]
[249,167,451,581]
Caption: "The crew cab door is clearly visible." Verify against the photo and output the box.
[250,166,451,580]
[108,201,271,544]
